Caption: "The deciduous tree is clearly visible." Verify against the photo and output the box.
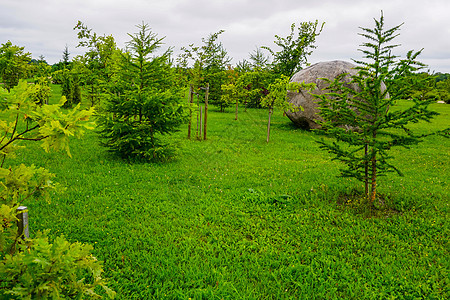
[0,81,114,299]
[263,21,324,78]
[74,21,119,108]
[0,41,31,91]
[261,76,313,142]
[178,30,232,106]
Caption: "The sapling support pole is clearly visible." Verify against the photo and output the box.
[203,83,209,140]
[196,93,200,139]
[266,107,273,143]
[199,106,203,139]
[188,85,193,139]
[235,98,239,121]
[16,206,29,239]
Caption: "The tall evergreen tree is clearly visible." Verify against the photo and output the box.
[62,44,70,67]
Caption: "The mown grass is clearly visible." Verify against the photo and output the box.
[11,85,450,299]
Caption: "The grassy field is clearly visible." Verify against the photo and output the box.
[13,86,450,299]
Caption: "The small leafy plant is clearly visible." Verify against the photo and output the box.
[261,76,315,142]
[0,81,115,299]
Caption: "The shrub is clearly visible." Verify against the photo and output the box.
[0,81,114,299]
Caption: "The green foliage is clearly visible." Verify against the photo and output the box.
[219,83,240,112]
[249,47,270,70]
[178,30,232,105]
[211,68,237,113]
[261,75,313,142]
[239,70,275,108]
[261,76,313,111]
[393,72,450,104]
[0,81,114,299]
[62,45,70,67]
[435,76,450,103]
[97,23,186,161]
[315,13,449,204]
[74,21,120,108]
[220,69,276,114]
[0,232,115,299]
[30,77,51,105]
[31,57,52,82]
[263,21,324,77]
[0,41,32,91]
[60,68,82,108]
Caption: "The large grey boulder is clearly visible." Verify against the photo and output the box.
[286,60,359,129]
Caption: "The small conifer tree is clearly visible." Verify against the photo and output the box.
[315,13,449,205]
[98,23,186,161]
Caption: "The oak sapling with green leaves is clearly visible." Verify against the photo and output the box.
[0,81,115,298]
[221,81,244,120]
[260,75,315,142]
[262,20,324,78]
[315,12,449,206]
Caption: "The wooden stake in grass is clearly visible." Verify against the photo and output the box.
[196,93,200,139]
[235,97,239,121]
[16,206,29,239]
[203,83,209,140]
[199,105,202,139]
[188,85,193,139]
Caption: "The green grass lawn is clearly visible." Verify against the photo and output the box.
[13,86,450,299]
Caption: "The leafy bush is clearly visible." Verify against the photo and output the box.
[0,81,114,299]
[1,232,115,299]
[31,77,51,105]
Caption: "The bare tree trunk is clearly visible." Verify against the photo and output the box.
[203,83,209,140]
[199,106,202,139]
[364,143,369,198]
[370,154,377,205]
[187,85,193,139]
[266,107,273,143]
[235,98,238,120]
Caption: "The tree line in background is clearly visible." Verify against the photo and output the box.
[0,20,326,159]
[1,20,449,157]
[1,21,450,109]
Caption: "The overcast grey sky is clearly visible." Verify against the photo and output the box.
[1,0,449,73]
